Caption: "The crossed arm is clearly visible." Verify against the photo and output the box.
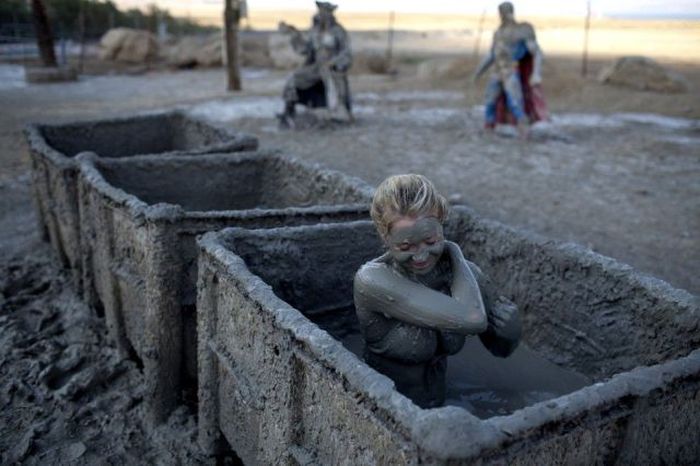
[353,241,488,335]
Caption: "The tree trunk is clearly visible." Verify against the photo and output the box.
[31,0,57,67]
[224,0,241,91]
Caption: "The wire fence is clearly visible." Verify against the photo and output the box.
[0,9,222,64]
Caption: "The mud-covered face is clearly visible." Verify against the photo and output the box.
[386,216,445,275]
[498,2,515,23]
[317,9,333,28]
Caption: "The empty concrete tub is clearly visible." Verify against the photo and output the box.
[196,211,699,465]
[23,110,258,285]
[77,150,373,422]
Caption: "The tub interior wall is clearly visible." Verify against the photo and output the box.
[99,159,267,211]
[226,224,383,313]
[41,115,180,158]
[260,158,371,207]
[225,222,591,418]
[169,114,230,149]
[445,210,699,380]
[39,114,230,159]
[98,157,368,212]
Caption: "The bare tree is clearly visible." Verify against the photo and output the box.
[30,0,57,67]
[224,0,243,91]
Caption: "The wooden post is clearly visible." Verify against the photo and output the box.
[385,10,395,67]
[473,8,487,61]
[224,0,242,91]
[581,0,591,77]
[78,0,86,73]
[30,0,57,67]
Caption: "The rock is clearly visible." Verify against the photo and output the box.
[24,66,77,84]
[65,442,87,460]
[164,34,221,68]
[163,33,273,69]
[99,28,158,63]
[268,32,304,69]
[597,56,689,93]
[240,34,274,68]
[196,37,223,67]
[6,427,36,463]
[353,52,391,74]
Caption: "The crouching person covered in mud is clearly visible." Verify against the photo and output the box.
[354,175,521,408]
[277,1,353,127]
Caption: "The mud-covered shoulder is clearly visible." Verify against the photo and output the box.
[354,254,393,289]
[518,21,537,39]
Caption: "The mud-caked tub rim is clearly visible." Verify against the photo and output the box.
[198,219,700,461]
[24,123,75,169]
[23,109,259,166]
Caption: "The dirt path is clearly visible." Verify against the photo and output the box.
[191,88,700,296]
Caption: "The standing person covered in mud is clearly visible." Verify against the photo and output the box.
[473,1,549,138]
[354,175,521,408]
[277,1,353,128]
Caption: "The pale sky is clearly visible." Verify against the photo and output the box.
[115,0,700,19]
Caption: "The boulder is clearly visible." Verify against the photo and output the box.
[164,34,221,68]
[353,52,391,75]
[196,39,223,67]
[598,56,688,93]
[164,33,273,69]
[268,33,304,69]
[99,28,158,63]
[240,34,274,68]
[24,65,77,84]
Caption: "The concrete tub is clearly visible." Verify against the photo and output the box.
[23,110,258,286]
[77,150,372,422]
[196,211,699,465]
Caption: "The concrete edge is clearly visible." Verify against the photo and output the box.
[197,228,428,431]
[451,205,698,309]
[23,123,78,170]
[482,348,700,452]
[23,109,259,167]
[76,152,152,220]
[199,216,700,461]
[88,150,373,223]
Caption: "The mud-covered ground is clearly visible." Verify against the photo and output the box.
[0,56,698,463]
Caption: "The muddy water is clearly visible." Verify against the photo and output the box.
[310,306,590,418]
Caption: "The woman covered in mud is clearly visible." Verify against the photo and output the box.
[354,174,521,408]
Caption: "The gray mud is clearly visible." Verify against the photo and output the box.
[0,67,698,463]
[311,305,590,419]
[0,251,211,465]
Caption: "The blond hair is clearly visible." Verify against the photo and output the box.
[371,174,449,239]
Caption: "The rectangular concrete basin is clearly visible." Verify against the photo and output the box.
[23,110,258,286]
[196,211,699,465]
[77,150,372,422]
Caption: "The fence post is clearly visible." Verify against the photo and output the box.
[224,0,242,91]
[30,0,58,67]
[581,0,591,77]
[386,10,395,67]
[473,8,487,61]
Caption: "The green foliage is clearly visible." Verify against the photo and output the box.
[1,0,218,39]
[0,0,31,26]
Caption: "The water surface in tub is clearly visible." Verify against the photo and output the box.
[310,306,591,418]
